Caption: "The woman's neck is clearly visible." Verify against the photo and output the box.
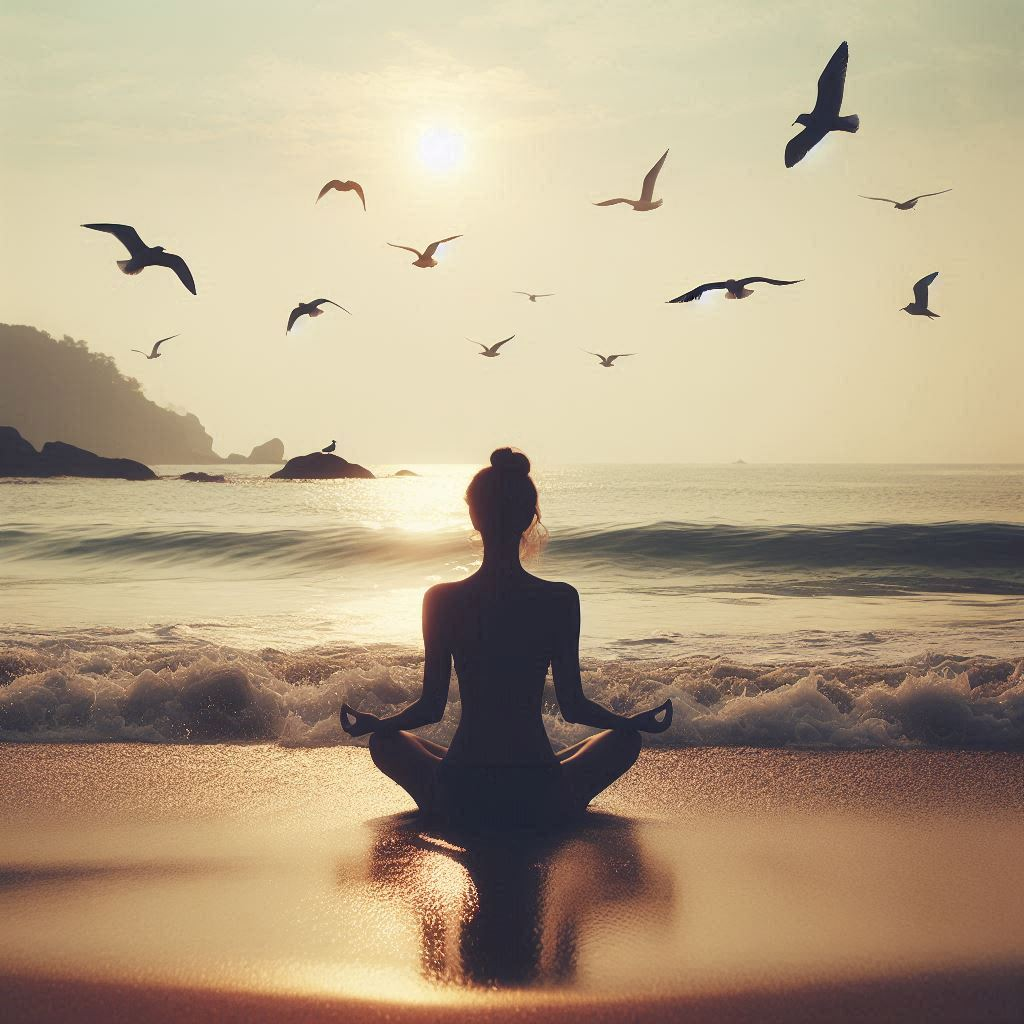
[478,535,525,575]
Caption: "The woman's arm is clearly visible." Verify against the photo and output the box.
[551,585,672,733]
[341,586,453,737]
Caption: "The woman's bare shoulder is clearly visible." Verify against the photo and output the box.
[423,581,461,606]
[523,575,579,602]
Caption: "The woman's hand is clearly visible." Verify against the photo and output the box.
[628,699,673,734]
[340,702,383,738]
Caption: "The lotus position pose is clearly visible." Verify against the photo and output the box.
[341,448,672,826]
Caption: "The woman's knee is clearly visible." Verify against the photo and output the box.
[368,730,404,770]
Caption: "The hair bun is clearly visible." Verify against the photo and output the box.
[489,447,530,475]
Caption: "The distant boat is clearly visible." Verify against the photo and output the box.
[733,459,747,464]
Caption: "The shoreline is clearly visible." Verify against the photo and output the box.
[3,965,1022,1024]
[1,745,1022,1024]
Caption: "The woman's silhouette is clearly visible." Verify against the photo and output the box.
[340,448,672,826]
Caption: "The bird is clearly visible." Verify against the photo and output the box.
[667,277,803,302]
[131,335,178,360]
[513,292,554,303]
[286,298,351,334]
[902,272,940,319]
[860,189,951,211]
[387,235,462,268]
[585,351,635,367]
[321,440,336,453]
[594,149,669,211]
[82,223,197,294]
[785,42,859,168]
[469,335,515,358]
[316,180,366,210]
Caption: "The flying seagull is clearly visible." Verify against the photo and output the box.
[513,291,554,303]
[321,440,336,453]
[667,277,803,303]
[131,335,178,360]
[594,149,669,211]
[469,335,515,358]
[586,351,635,367]
[286,298,351,334]
[860,189,951,211]
[387,235,462,268]
[316,180,366,210]
[82,223,197,294]
[902,272,940,319]
[785,42,859,168]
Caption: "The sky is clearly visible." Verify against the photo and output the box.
[1,0,1022,464]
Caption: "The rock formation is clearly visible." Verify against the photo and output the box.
[248,438,285,464]
[270,451,374,480]
[0,426,156,480]
[179,471,227,482]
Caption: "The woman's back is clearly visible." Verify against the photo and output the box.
[340,447,672,827]
[436,574,573,766]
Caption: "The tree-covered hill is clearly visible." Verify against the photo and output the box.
[0,323,223,464]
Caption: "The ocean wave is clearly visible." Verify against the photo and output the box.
[1,639,1022,751]
[4,521,1024,596]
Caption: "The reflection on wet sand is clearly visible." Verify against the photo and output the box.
[348,813,675,990]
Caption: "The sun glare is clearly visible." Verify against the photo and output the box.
[417,126,466,175]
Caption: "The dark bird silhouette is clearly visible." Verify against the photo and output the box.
[469,335,515,358]
[322,440,337,453]
[131,335,178,360]
[513,292,554,303]
[860,189,951,211]
[82,224,197,294]
[785,42,859,168]
[387,235,462,268]
[594,149,669,211]
[316,180,366,210]
[586,351,635,367]
[287,298,351,334]
[902,272,940,319]
[667,277,803,303]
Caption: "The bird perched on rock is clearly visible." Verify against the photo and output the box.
[387,235,462,268]
[131,335,178,360]
[668,277,803,302]
[287,299,350,334]
[785,42,859,168]
[322,440,337,453]
[860,189,951,211]
[594,149,669,211]
[902,272,940,319]
[82,223,197,294]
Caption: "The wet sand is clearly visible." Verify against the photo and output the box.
[1,745,1023,1022]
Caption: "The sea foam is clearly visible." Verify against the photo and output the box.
[1,639,1022,751]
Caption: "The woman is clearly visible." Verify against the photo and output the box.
[341,448,672,826]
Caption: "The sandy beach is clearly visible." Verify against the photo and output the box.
[3,745,1022,1022]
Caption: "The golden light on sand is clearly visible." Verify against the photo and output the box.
[416,126,466,175]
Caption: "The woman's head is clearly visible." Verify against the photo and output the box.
[466,448,545,555]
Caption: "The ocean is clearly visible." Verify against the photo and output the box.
[2,462,1023,749]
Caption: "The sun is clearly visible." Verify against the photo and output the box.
[417,126,466,175]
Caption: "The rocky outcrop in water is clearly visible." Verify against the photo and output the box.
[179,471,227,482]
[218,439,286,465]
[270,451,374,480]
[247,438,285,463]
[0,426,156,480]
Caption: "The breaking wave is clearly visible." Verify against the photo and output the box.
[1,638,1022,750]
[3,520,1024,596]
